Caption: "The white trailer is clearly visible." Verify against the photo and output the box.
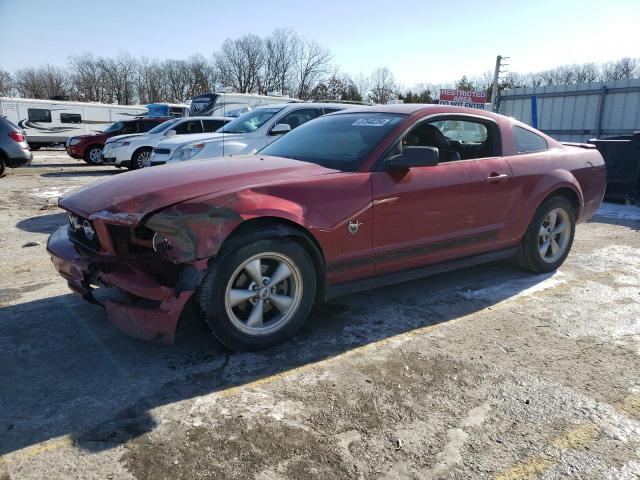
[0,97,148,147]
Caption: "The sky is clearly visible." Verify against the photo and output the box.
[1,0,639,87]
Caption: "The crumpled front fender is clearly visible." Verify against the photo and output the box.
[145,202,243,264]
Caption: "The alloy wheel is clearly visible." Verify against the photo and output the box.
[88,148,103,164]
[538,207,571,263]
[137,150,151,168]
[224,252,303,336]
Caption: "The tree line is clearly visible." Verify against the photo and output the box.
[0,27,638,105]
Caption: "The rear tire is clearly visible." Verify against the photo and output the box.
[129,147,152,170]
[197,238,317,351]
[83,145,103,165]
[515,196,576,273]
[0,158,5,176]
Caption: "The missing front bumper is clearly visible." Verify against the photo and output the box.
[47,226,195,343]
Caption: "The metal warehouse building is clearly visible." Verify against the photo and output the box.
[498,78,640,142]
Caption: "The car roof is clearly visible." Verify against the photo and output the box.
[120,117,171,123]
[337,103,505,121]
[252,102,359,112]
[175,116,232,121]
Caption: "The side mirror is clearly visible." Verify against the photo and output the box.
[270,123,291,136]
[165,129,177,138]
[386,146,439,170]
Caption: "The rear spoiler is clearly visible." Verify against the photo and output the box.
[561,142,596,149]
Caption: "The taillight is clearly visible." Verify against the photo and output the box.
[8,131,26,143]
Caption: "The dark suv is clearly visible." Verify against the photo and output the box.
[66,117,169,165]
[0,116,32,175]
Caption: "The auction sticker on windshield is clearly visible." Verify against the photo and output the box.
[352,118,391,127]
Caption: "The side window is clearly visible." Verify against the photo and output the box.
[141,120,160,132]
[322,108,342,115]
[174,120,204,135]
[203,119,226,132]
[514,126,548,153]
[277,108,321,130]
[60,113,82,124]
[392,118,497,163]
[432,120,488,144]
[28,108,51,123]
[121,122,138,134]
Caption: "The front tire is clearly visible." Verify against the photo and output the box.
[83,145,103,165]
[516,196,576,273]
[129,148,152,170]
[198,238,317,351]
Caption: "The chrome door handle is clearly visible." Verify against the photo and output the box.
[486,173,509,182]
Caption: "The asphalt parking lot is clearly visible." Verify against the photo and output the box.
[1,151,639,479]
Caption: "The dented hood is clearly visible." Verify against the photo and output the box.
[59,155,337,220]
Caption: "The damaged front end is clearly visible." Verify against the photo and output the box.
[47,202,242,343]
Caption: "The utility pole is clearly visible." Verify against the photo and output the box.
[491,55,502,112]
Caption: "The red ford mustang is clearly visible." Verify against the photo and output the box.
[47,105,606,350]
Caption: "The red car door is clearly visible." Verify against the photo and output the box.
[371,118,516,276]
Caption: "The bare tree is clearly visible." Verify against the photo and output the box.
[0,69,13,96]
[135,57,167,103]
[602,57,638,81]
[262,28,298,95]
[187,54,217,97]
[352,72,371,102]
[13,65,68,99]
[69,53,109,102]
[573,63,599,83]
[99,53,138,104]
[293,38,332,99]
[368,67,396,104]
[215,34,265,93]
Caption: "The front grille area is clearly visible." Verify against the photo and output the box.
[153,147,170,155]
[67,212,101,251]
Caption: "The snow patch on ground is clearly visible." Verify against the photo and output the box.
[576,244,640,276]
[558,245,640,350]
[460,271,569,303]
[31,185,80,199]
[425,404,491,478]
[594,202,640,222]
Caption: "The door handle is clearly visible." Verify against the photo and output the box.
[486,173,509,183]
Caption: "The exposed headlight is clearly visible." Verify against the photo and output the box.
[152,233,173,253]
[82,220,95,241]
[111,141,130,148]
[170,143,205,161]
[69,138,81,146]
[67,212,80,231]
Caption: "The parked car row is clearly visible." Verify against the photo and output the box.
[0,92,296,151]
[66,117,169,165]
[47,103,607,351]
[150,102,352,165]
[102,116,231,169]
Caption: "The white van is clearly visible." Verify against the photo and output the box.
[0,97,148,148]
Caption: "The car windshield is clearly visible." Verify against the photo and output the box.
[218,107,283,134]
[147,118,180,134]
[104,122,124,133]
[259,113,406,171]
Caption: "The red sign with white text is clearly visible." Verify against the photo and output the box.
[438,89,487,109]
